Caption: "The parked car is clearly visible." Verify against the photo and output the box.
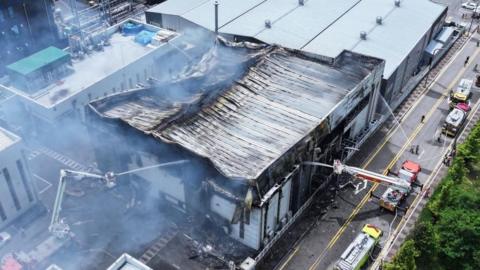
[0,231,11,248]
[462,2,477,10]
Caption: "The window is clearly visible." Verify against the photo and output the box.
[0,11,5,22]
[17,160,34,202]
[129,78,133,89]
[144,69,148,80]
[3,168,21,211]
[121,82,125,90]
[136,73,140,84]
[0,201,6,221]
[112,87,116,93]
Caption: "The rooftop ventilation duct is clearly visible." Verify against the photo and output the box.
[299,0,305,6]
[360,31,367,40]
[394,0,401,7]
[376,16,383,25]
[265,20,272,28]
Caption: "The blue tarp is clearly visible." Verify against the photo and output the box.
[134,30,156,46]
[122,22,144,35]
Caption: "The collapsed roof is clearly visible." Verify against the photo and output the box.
[89,39,382,180]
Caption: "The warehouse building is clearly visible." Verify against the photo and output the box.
[0,127,38,230]
[146,0,448,110]
[87,39,384,256]
[0,20,181,133]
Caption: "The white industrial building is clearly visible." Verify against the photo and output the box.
[0,127,38,229]
[107,254,153,270]
[0,20,182,132]
[146,0,450,109]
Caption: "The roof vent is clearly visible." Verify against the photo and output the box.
[394,0,401,7]
[376,16,383,25]
[360,31,367,40]
[299,0,305,6]
[265,19,272,28]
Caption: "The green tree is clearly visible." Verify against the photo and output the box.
[413,221,437,261]
[384,240,419,270]
[436,208,480,270]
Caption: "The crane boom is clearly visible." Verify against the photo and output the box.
[49,160,189,239]
[303,160,411,190]
[49,169,104,238]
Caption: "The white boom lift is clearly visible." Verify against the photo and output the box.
[304,160,412,194]
[49,160,188,239]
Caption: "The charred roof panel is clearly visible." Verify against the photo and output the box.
[90,42,382,180]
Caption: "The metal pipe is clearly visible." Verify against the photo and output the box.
[23,3,33,36]
[214,1,219,34]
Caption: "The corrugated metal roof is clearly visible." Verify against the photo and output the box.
[90,43,381,180]
[149,0,208,16]
[346,0,445,78]
[6,46,70,76]
[148,0,445,79]
[221,0,360,49]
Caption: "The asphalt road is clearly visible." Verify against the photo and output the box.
[279,30,480,270]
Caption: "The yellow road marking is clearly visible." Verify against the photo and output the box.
[278,247,299,270]
[375,97,480,268]
[306,45,480,270]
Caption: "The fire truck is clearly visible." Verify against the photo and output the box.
[306,160,422,212]
[378,160,421,212]
[335,224,382,270]
[449,78,473,109]
[442,108,467,137]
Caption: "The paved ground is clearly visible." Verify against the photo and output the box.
[278,29,480,270]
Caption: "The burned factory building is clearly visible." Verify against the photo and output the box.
[86,39,384,262]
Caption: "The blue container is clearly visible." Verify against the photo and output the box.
[134,30,155,46]
[122,22,143,35]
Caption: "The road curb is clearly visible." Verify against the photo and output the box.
[381,98,480,264]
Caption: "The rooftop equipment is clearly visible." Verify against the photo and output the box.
[134,30,156,46]
[360,31,367,40]
[122,22,144,35]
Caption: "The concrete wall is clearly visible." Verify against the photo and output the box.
[0,133,38,229]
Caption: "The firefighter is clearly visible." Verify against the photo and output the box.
[465,56,470,67]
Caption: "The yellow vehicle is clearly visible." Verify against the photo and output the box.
[335,224,382,270]
[449,78,473,109]
[442,108,466,137]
